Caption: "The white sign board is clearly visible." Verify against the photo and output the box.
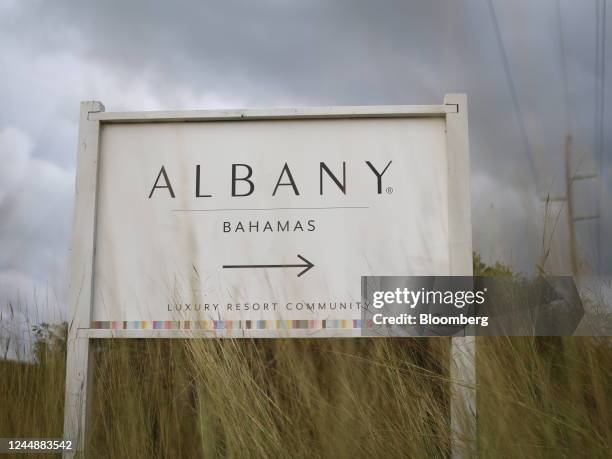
[94,117,453,336]
[64,95,473,453]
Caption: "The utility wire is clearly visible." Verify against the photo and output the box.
[598,1,607,165]
[596,0,607,274]
[486,0,540,189]
[556,0,571,133]
[596,0,601,155]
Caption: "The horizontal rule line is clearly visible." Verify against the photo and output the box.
[172,206,370,212]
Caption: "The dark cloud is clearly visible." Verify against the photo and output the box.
[5,1,604,181]
[0,0,609,320]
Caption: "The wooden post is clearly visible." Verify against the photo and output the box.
[61,98,472,456]
[564,135,579,278]
[63,101,105,457]
[444,94,476,458]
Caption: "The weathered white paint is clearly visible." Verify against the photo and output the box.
[444,94,477,458]
[64,101,104,457]
[64,96,475,455]
[92,116,450,333]
[89,104,456,123]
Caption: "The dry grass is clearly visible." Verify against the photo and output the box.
[477,336,611,458]
[0,332,610,458]
[86,338,450,458]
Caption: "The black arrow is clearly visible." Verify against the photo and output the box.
[223,254,314,277]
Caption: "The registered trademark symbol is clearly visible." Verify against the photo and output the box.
[386,186,394,194]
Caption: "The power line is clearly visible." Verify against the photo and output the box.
[597,1,607,165]
[554,1,603,277]
[486,0,540,189]
[595,0,606,274]
[596,0,601,155]
[596,0,606,165]
[597,0,606,273]
[556,0,571,133]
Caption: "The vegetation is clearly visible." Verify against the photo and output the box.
[0,256,610,457]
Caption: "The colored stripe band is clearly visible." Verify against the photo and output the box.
[90,320,373,330]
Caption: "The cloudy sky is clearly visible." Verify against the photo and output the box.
[0,0,610,323]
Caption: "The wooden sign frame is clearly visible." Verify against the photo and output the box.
[64,94,474,455]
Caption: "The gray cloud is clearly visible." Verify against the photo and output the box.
[0,0,609,321]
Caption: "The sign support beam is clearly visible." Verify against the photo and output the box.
[63,101,104,457]
[63,96,474,457]
[445,94,477,458]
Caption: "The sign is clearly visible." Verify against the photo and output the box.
[92,112,457,337]
[64,95,473,452]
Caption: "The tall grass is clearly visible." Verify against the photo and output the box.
[1,244,610,458]
[0,331,610,457]
[85,338,450,458]
[477,337,611,457]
